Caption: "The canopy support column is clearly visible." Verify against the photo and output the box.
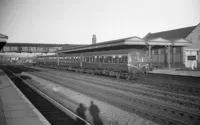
[148,45,152,60]
[57,55,60,66]
[168,45,171,70]
[148,45,152,69]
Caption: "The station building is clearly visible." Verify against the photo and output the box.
[144,23,200,69]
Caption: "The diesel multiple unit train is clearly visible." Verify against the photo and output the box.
[34,37,152,79]
[35,49,150,79]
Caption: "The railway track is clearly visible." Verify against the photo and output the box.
[4,65,200,125]
[37,70,200,111]
[36,65,200,97]
[137,78,200,97]
[1,66,89,125]
[28,69,200,125]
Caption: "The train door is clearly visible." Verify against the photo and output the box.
[80,54,83,68]
[128,53,139,74]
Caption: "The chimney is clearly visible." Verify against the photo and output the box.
[92,35,96,44]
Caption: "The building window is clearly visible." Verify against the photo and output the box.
[175,47,181,53]
[154,49,158,54]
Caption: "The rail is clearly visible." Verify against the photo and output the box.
[4,67,92,125]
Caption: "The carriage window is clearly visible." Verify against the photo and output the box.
[89,56,94,63]
[122,56,127,63]
[103,56,113,63]
[118,55,122,63]
[129,55,137,62]
[96,56,100,63]
[112,56,118,63]
[74,57,76,62]
[68,57,71,63]
[108,56,112,63]
[103,56,108,63]
[71,57,74,62]
[84,57,90,63]
[98,56,103,63]
[93,56,97,63]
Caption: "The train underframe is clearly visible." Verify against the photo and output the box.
[37,63,148,80]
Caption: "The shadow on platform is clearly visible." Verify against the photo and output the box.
[76,101,104,125]
[76,103,87,125]
[89,101,103,125]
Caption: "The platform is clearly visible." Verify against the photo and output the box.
[0,69,49,125]
[150,68,200,77]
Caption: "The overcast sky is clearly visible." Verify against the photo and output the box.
[0,0,200,44]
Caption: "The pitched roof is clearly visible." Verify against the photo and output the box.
[145,25,196,40]
[57,36,145,53]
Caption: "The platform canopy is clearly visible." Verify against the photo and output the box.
[57,36,146,54]
[146,37,172,46]
[146,37,192,46]
[172,38,192,46]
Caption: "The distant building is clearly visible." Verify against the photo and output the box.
[92,35,97,44]
[0,34,8,51]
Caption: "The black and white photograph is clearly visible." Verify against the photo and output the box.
[0,0,200,125]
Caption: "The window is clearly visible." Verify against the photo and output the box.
[94,56,97,63]
[103,56,113,63]
[89,56,94,63]
[160,48,165,54]
[98,56,103,63]
[112,56,118,63]
[118,55,127,64]
[175,47,181,53]
[154,49,158,54]
[84,57,90,63]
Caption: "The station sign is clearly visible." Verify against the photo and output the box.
[188,56,196,60]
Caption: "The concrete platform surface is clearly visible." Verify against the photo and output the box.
[150,68,200,77]
[0,69,49,125]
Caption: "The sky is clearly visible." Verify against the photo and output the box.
[0,0,200,45]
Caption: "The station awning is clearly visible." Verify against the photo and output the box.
[146,37,192,46]
[172,38,192,46]
[57,36,146,54]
